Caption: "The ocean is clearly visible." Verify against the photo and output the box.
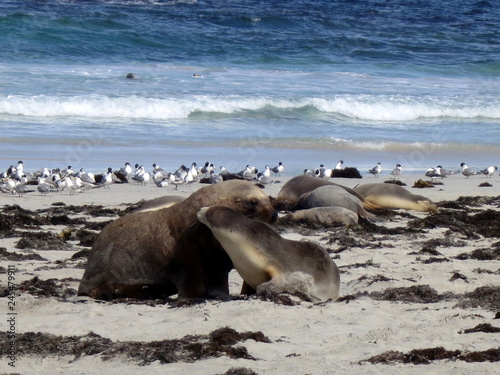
[1,0,499,176]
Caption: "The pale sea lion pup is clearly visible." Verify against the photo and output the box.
[197,206,340,302]
[354,183,438,212]
[299,185,376,222]
[78,180,277,300]
[283,206,358,227]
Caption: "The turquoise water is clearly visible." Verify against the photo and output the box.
[0,0,499,174]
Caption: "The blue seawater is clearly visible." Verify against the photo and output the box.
[0,0,499,174]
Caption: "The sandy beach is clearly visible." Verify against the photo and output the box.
[1,171,499,375]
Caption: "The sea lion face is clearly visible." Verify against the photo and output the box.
[220,181,278,223]
[417,199,438,212]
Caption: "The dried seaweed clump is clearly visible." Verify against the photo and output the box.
[0,247,47,261]
[15,231,72,251]
[217,368,258,375]
[455,286,500,312]
[0,327,271,366]
[368,285,445,304]
[460,323,500,334]
[18,276,77,299]
[360,346,500,365]
[455,242,500,261]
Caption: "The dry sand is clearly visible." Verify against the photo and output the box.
[1,172,499,374]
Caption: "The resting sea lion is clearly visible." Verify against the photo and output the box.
[197,206,340,302]
[275,174,375,210]
[354,183,438,212]
[78,180,277,300]
[283,206,358,227]
[133,195,185,213]
[299,185,376,222]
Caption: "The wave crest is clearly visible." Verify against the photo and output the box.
[0,94,498,121]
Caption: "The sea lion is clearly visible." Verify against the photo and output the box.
[283,206,358,227]
[78,180,277,300]
[275,174,375,210]
[197,206,340,302]
[354,183,438,212]
[133,195,185,213]
[299,185,376,222]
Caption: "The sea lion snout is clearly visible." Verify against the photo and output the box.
[196,207,209,226]
[197,206,240,228]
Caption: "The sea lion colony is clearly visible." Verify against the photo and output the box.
[78,175,438,301]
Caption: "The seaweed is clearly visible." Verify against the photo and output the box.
[0,327,271,365]
[361,346,500,365]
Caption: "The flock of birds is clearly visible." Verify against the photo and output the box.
[0,159,498,197]
[0,160,286,197]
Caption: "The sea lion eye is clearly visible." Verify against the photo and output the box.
[246,198,259,209]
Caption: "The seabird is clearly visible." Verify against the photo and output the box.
[263,165,271,178]
[37,177,52,196]
[99,167,114,188]
[481,165,497,178]
[271,162,285,176]
[316,164,332,179]
[209,170,223,184]
[334,160,344,170]
[168,173,185,190]
[257,172,273,185]
[61,165,74,177]
[190,162,198,180]
[368,162,382,177]
[242,165,257,181]
[64,176,83,194]
[13,182,29,197]
[391,164,402,180]
[460,162,476,179]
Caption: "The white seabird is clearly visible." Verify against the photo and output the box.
[391,164,402,180]
[271,162,285,176]
[481,165,497,178]
[316,164,332,179]
[460,162,476,179]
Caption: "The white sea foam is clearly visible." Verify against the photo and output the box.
[0,94,498,121]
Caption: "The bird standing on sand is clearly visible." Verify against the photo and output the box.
[481,165,497,178]
[99,167,114,188]
[368,162,382,177]
[391,164,402,180]
[460,162,476,179]
[271,162,285,176]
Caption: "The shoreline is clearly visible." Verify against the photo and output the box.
[0,173,499,374]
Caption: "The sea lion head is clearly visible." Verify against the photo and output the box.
[415,198,439,212]
[209,180,278,223]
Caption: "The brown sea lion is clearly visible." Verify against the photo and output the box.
[77,180,277,300]
[275,174,375,211]
[197,206,340,302]
[354,183,438,212]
